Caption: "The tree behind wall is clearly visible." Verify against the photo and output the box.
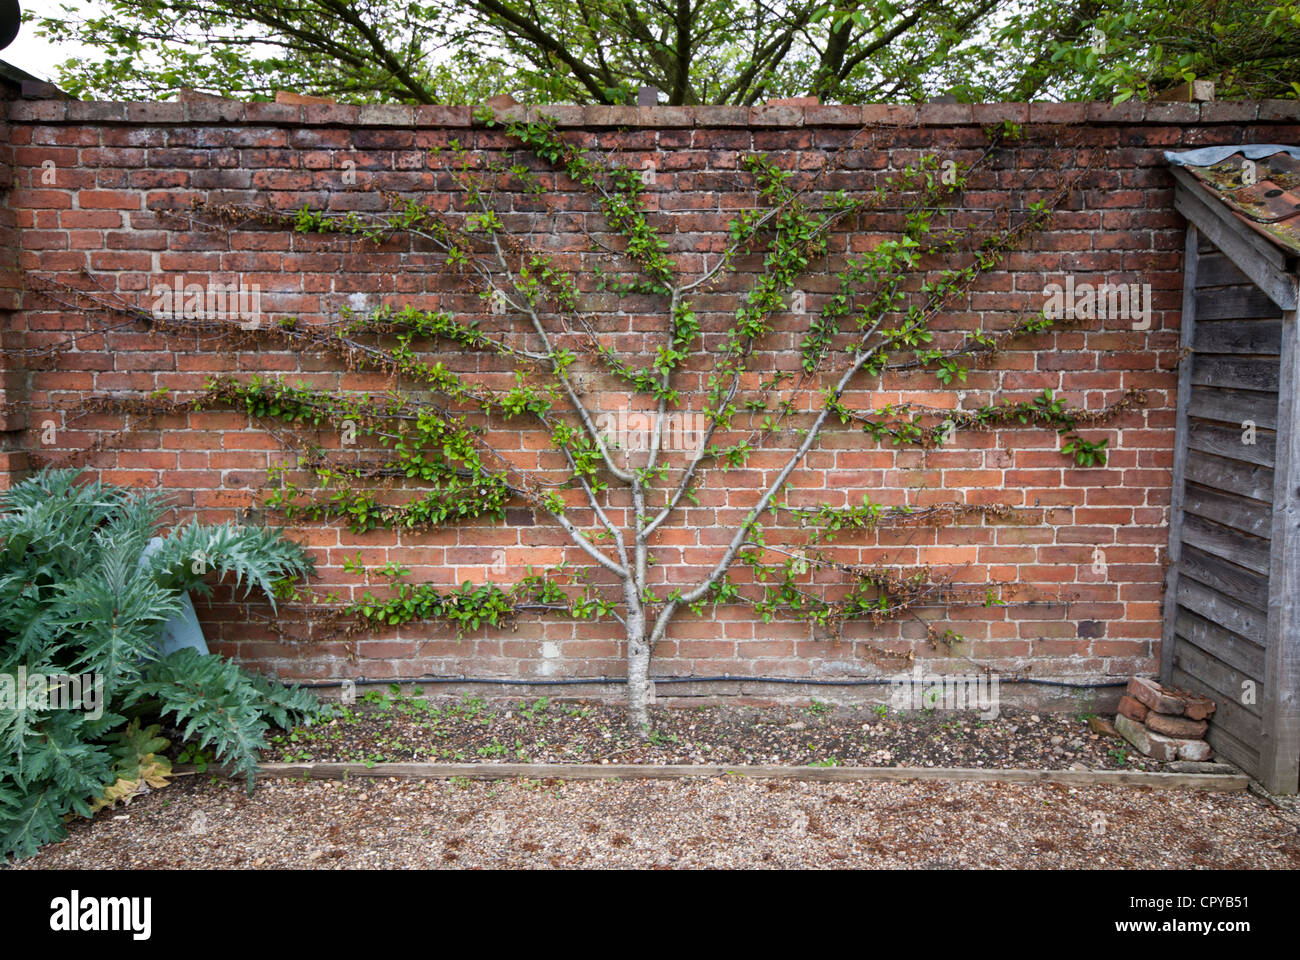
[27,0,1300,104]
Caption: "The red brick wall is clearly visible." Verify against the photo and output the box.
[5,96,1298,700]
[0,85,27,479]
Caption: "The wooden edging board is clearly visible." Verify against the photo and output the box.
[245,761,1248,792]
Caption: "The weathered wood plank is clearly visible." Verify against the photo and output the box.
[1176,576,1268,644]
[1190,355,1280,392]
[1185,450,1274,501]
[1183,485,1273,539]
[1167,672,1264,777]
[1194,287,1285,321]
[250,761,1249,791]
[1187,386,1278,429]
[1205,727,1262,779]
[1178,544,1270,613]
[1180,513,1270,574]
[1261,306,1300,794]
[1163,225,1200,684]
[1172,664,1264,739]
[1170,664,1264,775]
[1171,641,1264,722]
[1194,252,1250,287]
[1187,421,1275,468]
[1175,607,1266,679]
[1192,318,1282,354]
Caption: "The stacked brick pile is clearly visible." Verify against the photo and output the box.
[1115,677,1216,762]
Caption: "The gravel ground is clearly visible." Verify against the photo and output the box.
[12,774,1300,869]
[258,693,1163,771]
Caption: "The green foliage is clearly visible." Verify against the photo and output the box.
[90,720,174,815]
[1060,433,1110,468]
[147,518,315,609]
[0,469,320,861]
[129,648,318,786]
[997,0,1300,102]
[32,0,1294,106]
[787,495,908,543]
[349,565,616,633]
[839,388,1118,467]
[205,374,518,533]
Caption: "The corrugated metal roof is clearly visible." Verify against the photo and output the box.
[1166,145,1300,256]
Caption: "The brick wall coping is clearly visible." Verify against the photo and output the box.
[6,98,1297,128]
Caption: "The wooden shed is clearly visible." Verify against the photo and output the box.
[1164,145,1300,793]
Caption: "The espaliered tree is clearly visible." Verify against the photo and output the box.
[40,114,1139,735]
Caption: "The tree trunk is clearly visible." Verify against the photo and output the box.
[626,634,652,737]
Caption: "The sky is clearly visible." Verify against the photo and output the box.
[3,0,103,83]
